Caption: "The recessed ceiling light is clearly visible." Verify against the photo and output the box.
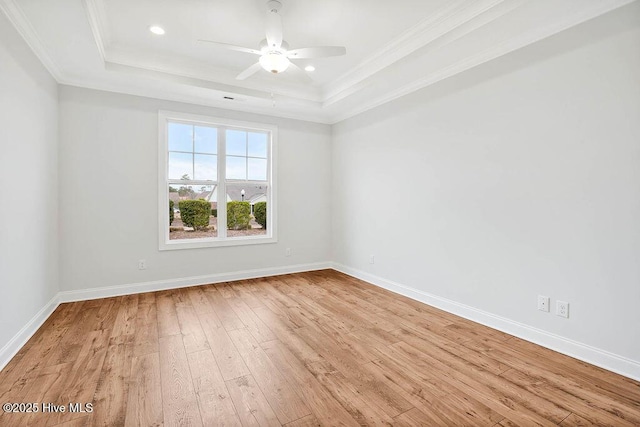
[304,65,316,72]
[149,26,165,35]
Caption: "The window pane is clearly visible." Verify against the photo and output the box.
[169,184,217,240]
[248,132,267,158]
[194,154,217,181]
[226,156,246,180]
[168,152,192,180]
[195,126,217,154]
[248,158,267,181]
[226,130,246,156]
[168,123,193,152]
[226,183,267,238]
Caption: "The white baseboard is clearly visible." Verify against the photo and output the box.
[58,262,332,303]
[0,294,60,371]
[331,262,640,382]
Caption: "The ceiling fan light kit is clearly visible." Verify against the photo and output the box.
[199,0,346,80]
[149,25,165,35]
[259,51,290,73]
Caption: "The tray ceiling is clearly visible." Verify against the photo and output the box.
[1,0,635,123]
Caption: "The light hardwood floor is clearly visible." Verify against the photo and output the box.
[1,270,638,426]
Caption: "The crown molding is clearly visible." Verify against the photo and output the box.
[0,0,63,81]
[326,0,638,124]
[321,0,512,104]
[82,0,109,62]
[322,0,526,108]
[56,76,333,125]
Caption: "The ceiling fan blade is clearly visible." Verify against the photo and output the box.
[286,61,313,82]
[265,10,283,49]
[236,62,263,80]
[286,46,346,59]
[198,40,261,55]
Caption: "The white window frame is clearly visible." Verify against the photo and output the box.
[158,111,277,250]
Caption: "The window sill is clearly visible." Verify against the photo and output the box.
[159,235,277,251]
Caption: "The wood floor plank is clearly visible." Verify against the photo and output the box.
[44,303,102,367]
[251,306,336,376]
[228,328,311,424]
[52,417,90,427]
[87,297,119,332]
[196,310,250,381]
[366,354,501,426]
[158,334,203,427]
[251,292,315,331]
[226,296,278,343]
[156,290,181,337]
[132,296,159,357]
[186,287,215,314]
[283,414,321,427]
[91,336,134,426]
[260,339,360,427]
[333,271,460,325]
[225,374,281,426]
[500,367,638,427]
[390,340,567,427]
[187,349,241,426]
[393,327,573,420]
[0,362,73,427]
[124,352,163,427]
[229,280,268,309]
[294,323,413,418]
[204,287,246,331]
[315,371,396,426]
[486,337,640,418]
[366,354,450,406]
[490,352,640,426]
[45,329,112,426]
[110,294,139,339]
[393,407,448,426]
[559,413,594,426]
[218,283,238,299]
[394,325,511,375]
[1,271,638,426]
[171,288,192,307]
[348,326,401,347]
[252,281,317,329]
[367,345,493,425]
[175,304,210,354]
[310,320,376,364]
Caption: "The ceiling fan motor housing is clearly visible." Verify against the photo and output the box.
[266,0,282,13]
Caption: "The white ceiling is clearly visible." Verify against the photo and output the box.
[1,0,635,123]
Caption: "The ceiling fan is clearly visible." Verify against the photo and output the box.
[199,0,346,80]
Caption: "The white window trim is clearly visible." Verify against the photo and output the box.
[158,110,277,250]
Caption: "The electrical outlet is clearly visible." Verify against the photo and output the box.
[537,295,550,312]
[369,255,375,264]
[138,259,147,270]
[285,248,291,257]
[556,301,569,318]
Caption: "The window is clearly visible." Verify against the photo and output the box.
[159,111,276,250]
